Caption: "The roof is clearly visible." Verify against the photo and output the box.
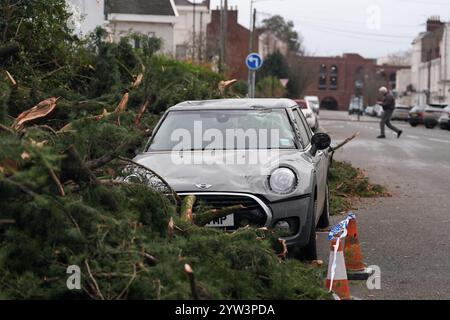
[174,0,209,6]
[169,99,298,111]
[106,0,176,16]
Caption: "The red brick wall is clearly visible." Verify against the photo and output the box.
[302,54,407,111]
[207,9,258,81]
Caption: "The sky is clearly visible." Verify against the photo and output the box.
[209,0,450,59]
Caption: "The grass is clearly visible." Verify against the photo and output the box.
[329,160,388,216]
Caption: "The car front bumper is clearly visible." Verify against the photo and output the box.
[178,192,313,248]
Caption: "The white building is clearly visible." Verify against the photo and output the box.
[173,0,211,60]
[258,30,289,59]
[106,0,179,55]
[68,0,106,36]
[397,18,450,106]
[104,0,211,58]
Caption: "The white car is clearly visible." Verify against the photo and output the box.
[295,99,319,131]
[304,96,320,114]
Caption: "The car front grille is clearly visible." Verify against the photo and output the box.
[179,193,269,229]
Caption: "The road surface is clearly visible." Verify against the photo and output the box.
[316,110,450,300]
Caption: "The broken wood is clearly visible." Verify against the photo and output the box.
[132,73,144,89]
[115,92,129,114]
[12,97,59,130]
[134,100,149,126]
[5,71,17,87]
[184,264,199,300]
[329,132,359,153]
[218,79,238,95]
[277,239,288,260]
[181,195,196,223]
[0,219,15,225]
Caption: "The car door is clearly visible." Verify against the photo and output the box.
[290,107,327,223]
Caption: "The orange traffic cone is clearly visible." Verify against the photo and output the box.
[326,238,351,300]
[344,217,373,280]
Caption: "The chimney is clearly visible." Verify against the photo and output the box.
[426,16,444,32]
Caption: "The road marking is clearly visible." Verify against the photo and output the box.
[407,135,420,139]
[428,138,450,144]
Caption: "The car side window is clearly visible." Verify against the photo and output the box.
[291,107,311,147]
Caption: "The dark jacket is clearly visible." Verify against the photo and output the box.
[380,92,395,111]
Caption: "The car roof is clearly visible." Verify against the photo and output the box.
[169,98,298,111]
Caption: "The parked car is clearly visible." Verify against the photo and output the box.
[373,104,384,118]
[438,106,450,130]
[133,98,332,260]
[391,105,411,121]
[408,105,427,127]
[304,96,320,115]
[423,104,448,129]
[295,99,319,131]
[365,105,375,116]
[348,98,363,115]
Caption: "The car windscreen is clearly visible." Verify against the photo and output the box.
[148,109,298,151]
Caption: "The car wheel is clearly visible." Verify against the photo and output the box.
[317,184,330,229]
[425,122,436,129]
[297,199,318,261]
[409,121,419,127]
[439,123,448,130]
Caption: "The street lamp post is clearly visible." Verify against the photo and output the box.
[247,0,281,97]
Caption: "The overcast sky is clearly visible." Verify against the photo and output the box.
[209,0,450,59]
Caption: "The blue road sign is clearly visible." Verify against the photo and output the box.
[246,53,263,71]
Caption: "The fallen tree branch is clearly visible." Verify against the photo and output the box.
[86,134,145,170]
[60,145,99,186]
[329,132,359,153]
[0,219,15,225]
[181,195,196,223]
[184,264,199,300]
[84,259,105,300]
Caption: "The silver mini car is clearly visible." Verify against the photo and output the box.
[134,99,332,260]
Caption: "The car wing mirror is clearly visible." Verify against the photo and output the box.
[310,133,331,156]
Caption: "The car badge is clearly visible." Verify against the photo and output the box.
[195,183,212,190]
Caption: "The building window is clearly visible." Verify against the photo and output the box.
[176,45,188,60]
[330,65,338,75]
[320,64,327,75]
[330,76,338,90]
[319,75,327,90]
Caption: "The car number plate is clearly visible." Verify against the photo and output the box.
[206,214,234,227]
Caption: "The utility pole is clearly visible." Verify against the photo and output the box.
[427,49,432,104]
[219,0,225,72]
[199,11,203,61]
[223,0,228,68]
[192,0,196,61]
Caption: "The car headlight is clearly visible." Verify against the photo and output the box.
[269,168,297,194]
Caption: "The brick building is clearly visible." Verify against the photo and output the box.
[302,53,407,111]
[206,8,288,80]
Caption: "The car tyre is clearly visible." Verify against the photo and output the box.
[425,122,436,129]
[409,121,419,127]
[317,184,330,229]
[297,199,318,261]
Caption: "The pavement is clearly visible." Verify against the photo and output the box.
[316,110,450,300]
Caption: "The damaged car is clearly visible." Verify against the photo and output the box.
[133,99,332,260]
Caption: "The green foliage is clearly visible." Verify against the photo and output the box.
[259,51,289,80]
[256,77,286,98]
[0,79,10,124]
[329,160,388,215]
[141,55,223,113]
[0,2,329,300]
[261,15,304,53]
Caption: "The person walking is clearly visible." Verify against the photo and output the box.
[377,86,402,139]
